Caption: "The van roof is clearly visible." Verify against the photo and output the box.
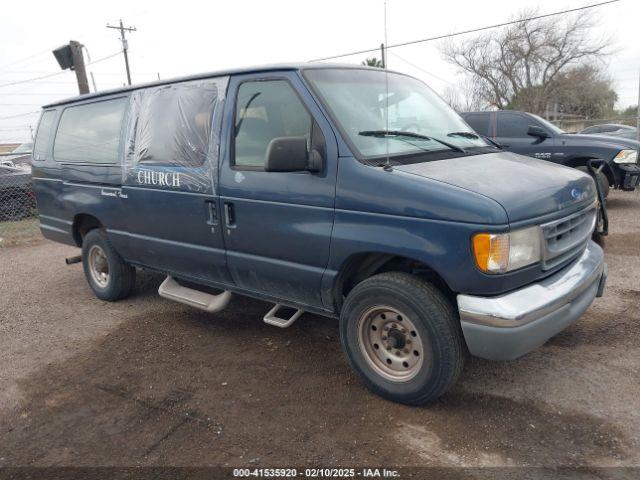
[42,63,382,108]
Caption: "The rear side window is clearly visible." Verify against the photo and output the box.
[463,113,490,136]
[234,80,312,168]
[33,110,56,161]
[496,113,532,138]
[54,98,127,164]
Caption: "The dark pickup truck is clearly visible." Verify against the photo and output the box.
[32,65,607,405]
[461,110,640,196]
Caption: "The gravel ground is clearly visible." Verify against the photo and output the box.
[0,190,638,471]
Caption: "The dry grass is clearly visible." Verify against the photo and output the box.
[0,217,42,248]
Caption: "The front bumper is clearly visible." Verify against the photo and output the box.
[457,241,606,360]
[619,164,640,190]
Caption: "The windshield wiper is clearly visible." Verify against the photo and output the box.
[359,130,466,153]
[447,131,479,139]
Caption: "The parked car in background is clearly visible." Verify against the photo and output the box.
[4,142,33,172]
[0,165,36,220]
[462,110,640,197]
[580,124,638,141]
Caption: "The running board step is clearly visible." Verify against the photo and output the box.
[263,304,304,328]
[158,276,232,313]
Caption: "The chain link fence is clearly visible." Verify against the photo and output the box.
[0,154,41,247]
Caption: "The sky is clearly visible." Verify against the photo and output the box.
[0,0,638,143]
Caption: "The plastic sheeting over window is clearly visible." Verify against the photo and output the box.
[124,77,229,193]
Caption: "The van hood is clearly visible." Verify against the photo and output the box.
[395,151,596,223]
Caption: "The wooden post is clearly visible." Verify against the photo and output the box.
[69,41,89,94]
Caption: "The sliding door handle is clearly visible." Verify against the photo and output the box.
[224,202,236,228]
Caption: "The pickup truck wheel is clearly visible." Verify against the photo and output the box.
[82,229,135,301]
[577,166,610,198]
[340,272,464,405]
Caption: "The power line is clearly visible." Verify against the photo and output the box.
[0,51,121,89]
[388,52,457,87]
[0,111,40,120]
[0,49,51,71]
[0,70,69,89]
[88,51,122,65]
[309,0,622,62]
[0,92,75,96]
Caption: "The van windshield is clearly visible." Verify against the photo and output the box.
[304,68,489,161]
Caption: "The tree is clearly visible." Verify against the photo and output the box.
[441,8,612,116]
[552,65,617,119]
[362,57,383,68]
[619,105,638,118]
[441,79,488,112]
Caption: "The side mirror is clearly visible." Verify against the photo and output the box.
[527,125,551,139]
[264,137,323,172]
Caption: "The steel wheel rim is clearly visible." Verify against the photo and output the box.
[88,245,109,288]
[357,305,424,382]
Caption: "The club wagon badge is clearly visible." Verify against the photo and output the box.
[136,169,181,187]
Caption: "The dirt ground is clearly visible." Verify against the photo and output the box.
[0,190,639,472]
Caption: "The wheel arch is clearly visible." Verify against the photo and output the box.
[72,213,104,247]
[332,252,455,313]
[564,156,615,187]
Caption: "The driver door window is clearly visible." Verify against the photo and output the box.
[234,80,312,168]
[496,113,532,138]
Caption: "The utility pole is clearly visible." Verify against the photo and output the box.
[380,43,386,69]
[69,40,90,94]
[636,68,639,142]
[107,19,136,85]
[90,72,97,92]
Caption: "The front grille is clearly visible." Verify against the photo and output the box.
[541,205,597,270]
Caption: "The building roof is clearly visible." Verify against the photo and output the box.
[42,63,385,108]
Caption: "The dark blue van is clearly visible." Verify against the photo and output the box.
[32,65,607,405]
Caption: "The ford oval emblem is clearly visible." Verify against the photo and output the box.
[571,188,582,200]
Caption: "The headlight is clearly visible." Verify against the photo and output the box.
[613,149,638,164]
[472,226,541,274]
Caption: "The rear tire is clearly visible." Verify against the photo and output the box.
[82,229,135,301]
[577,166,610,198]
[339,272,464,405]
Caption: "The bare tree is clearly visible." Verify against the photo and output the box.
[441,79,488,112]
[441,9,611,115]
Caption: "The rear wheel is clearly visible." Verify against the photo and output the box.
[577,166,610,198]
[339,272,464,405]
[82,229,135,301]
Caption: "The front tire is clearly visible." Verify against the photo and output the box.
[82,229,135,301]
[339,272,464,405]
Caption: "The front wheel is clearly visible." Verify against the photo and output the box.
[82,229,135,301]
[339,272,465,405]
